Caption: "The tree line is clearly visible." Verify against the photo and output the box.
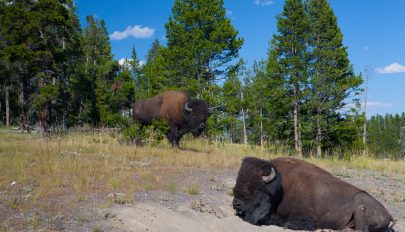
[0,0,403,159]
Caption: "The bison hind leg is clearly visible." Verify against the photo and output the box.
[283,216,316,231]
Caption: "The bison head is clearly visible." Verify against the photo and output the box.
[183,99,208,137]
[232,157,282,225]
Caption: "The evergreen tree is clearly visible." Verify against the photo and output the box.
[222,61,244,143]
[163,0,243,98]
[305,0,363,157]
[0,0,34,128]
[267,0,310,156]
[367,113,404,159]
[146,39,161,64]
[142,40,169,96]
[0,0,82,130]
[130,46,147,100]
[80,15,116,125]
[247,60,272,147]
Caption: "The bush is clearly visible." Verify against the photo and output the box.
[101,113,130,128]
[121,119,170,146]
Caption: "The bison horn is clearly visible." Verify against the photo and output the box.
[184,102,192,112]
[262,167,276,183]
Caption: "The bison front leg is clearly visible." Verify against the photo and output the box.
[354,205,370,232]
[168,127,181,148]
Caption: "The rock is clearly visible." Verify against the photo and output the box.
[107,193,131,204]
[210,184,226,191]
[190,200,222,218]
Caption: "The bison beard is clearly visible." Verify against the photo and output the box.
[132,91,208,147]
[232,157,396,232]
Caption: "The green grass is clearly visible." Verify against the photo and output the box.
[164,182,178,193]
[186,184,200,195]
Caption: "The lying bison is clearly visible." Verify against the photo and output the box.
[132,91,208,147]
[232,157,396,232]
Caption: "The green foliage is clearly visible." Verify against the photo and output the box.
[0,0,82,129]
[122,123,147,145]
[163,0,243,96]
[121,119,170,146]
[367,113,405,159]
[267,0,311,156]
[262,0,363,156]
[305,0,363,156]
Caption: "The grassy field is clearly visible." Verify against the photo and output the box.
[1,130,404,230]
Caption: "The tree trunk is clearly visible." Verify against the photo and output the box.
[62,37,68,131]
[316,117,322,158]
[400,126,405,160]
[241,90,248,146]
[20,74,29,132]
[293,84,302,157]
[241,107,248,146]
[5,84,10,127]
[362,67,371,156]
[260,106,264,148]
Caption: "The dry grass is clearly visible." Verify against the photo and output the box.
[0,131,269,214]
[0,130,404,230]
[1,132,404,197]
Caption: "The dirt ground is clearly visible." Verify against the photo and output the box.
[1,165,405,232]
[85,167,405,231]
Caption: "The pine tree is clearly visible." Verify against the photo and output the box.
[130,46,147,100]
[266,43,292,147]
[306,0,363,157]
[142,40,169,96]
[146,39,161,64]
[163,0,243,98]
[0,0,33,128]
[222,65,243,143]
[0,0,82,130]
[267,0,310,156]
[81,15,115,125]
[248,60,271,147]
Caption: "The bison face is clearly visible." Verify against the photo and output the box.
[232,157,282,225]
[183,99,208,136]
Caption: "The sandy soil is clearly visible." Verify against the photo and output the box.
[102,168,405,232]
[2,166,404,231]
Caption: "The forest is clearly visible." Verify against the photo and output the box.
[1,0,404,159]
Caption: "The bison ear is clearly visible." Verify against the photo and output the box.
[184,102,192,113]
[262,167,276,184]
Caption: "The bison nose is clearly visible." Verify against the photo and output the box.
[200,123,206,128]
[232,198,242,209]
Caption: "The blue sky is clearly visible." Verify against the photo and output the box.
[75,0,405,117]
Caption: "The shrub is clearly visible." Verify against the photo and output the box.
[121,119,170,146]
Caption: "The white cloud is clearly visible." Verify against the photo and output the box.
[226,9,235,20]
[364,101,393,108]
[345,101,393,111]
[254,0,273,6]
[118,58,130,66]
[110,25,154,40]
[118,58,145,68]
[375,62,405,74]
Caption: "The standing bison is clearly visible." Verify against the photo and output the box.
[232,157,396,232]
[132,91,208,147]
